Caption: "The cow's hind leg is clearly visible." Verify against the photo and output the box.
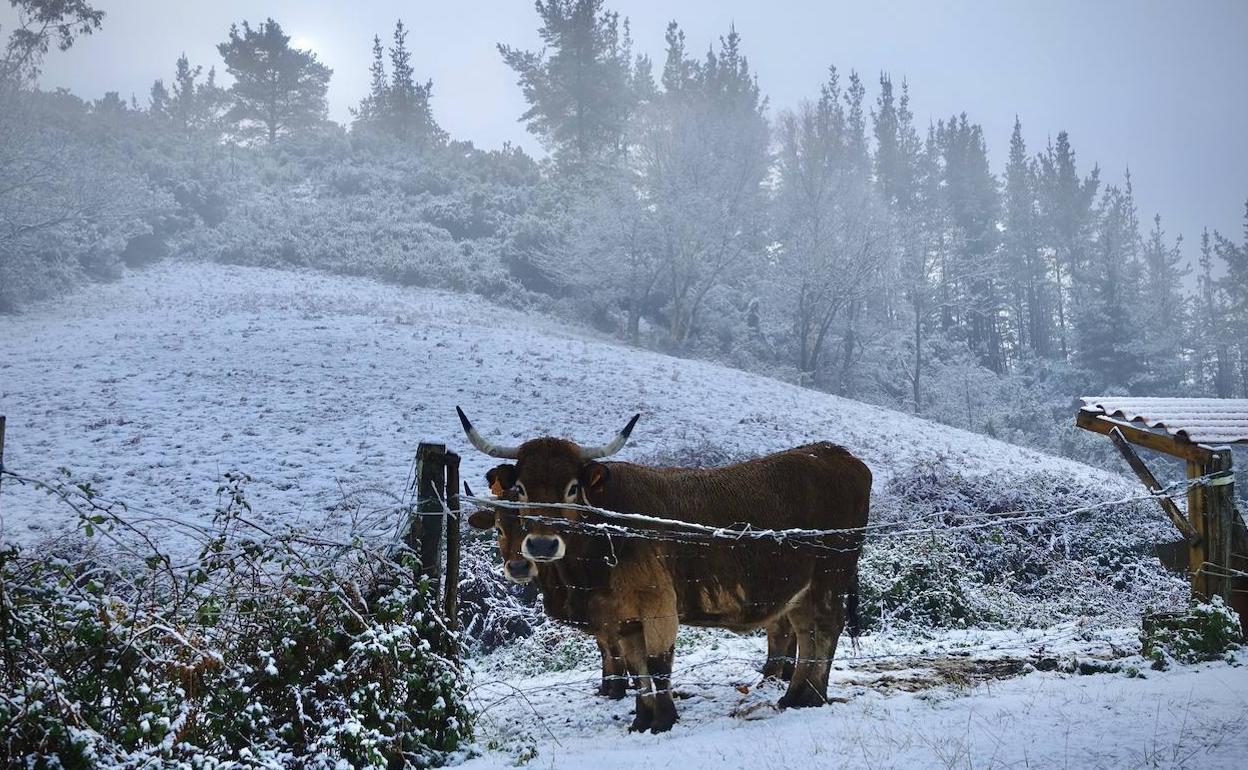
[778,593,846,709]
[761,618,797,682]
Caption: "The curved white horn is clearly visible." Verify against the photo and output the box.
[456,407,520,459]
[579,414,641,461]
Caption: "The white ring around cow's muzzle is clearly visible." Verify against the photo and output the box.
[504,558,536,584]
[522,534,566,562]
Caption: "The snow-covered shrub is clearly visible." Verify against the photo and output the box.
[457,537,546,653]
[0,471,472,769]
[860,457,1187,631]
[860,532,997,630]
[1141,597,1243,666]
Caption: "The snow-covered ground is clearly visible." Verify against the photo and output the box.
[466,627,1248,770]
[2,262,1245,769]
[3,261,1131,547]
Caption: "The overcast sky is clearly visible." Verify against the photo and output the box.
[8,0,1247,251]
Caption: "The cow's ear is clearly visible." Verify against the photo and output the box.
[581,461,610,498]
[486,464,518,496]
[467,509,495,530]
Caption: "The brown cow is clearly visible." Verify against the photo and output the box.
[459,408,869,733]
[470,467,799,699]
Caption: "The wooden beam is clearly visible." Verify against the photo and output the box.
[1107,427,1199,543]
[1076,410,1214,463]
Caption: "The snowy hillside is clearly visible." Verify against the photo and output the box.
[4,261,1133,545]
[3,263,1245,769]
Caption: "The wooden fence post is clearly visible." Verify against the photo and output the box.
[443,452,461,630]
[1205,449,1235,603]
[407,443,446,582]
[0,415,6,517]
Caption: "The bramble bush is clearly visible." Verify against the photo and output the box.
[0,471,472,769]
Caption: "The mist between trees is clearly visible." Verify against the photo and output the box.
[2,0,1246,479]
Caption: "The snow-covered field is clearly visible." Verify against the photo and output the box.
[3,261,1131,546]
[2,262,1245,768]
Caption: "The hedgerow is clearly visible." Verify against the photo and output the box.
[0,471,472,769]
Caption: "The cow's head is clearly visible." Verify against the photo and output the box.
[466,465,538,584]
[459,407,639,567]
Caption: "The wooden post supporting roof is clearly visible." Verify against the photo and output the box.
[1076,398,1248,636]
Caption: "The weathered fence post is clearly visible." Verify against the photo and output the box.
[0,415,6,516]
[444,452,461,630]
[1205,449,1235,602]
[407,442,446,582]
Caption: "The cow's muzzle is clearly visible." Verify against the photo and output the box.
[504,558,536,584]
[522,534,566,562]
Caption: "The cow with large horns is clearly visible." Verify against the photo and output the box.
[458,407,870,733]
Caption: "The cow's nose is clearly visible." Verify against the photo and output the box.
[523,535,563,561]
[505,559,533,582]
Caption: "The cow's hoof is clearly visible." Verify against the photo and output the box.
[777,691,826,710]
[629,700,653,733]
[650,699,678,733]
[607,680,628,700]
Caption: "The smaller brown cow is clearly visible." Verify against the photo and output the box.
[459,408,869,733]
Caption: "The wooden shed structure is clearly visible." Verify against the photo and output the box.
[1077,397,1248,632]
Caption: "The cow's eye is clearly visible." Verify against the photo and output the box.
[566,482,580,500]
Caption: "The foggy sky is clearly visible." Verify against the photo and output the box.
[6,0,1247,252]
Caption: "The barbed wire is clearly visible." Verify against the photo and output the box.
[459,469,1231,548]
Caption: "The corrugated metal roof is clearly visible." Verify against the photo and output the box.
[1080,397,1248,445]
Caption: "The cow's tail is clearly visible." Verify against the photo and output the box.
[845,569,862,651]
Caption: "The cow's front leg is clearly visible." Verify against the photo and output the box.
[762,618,797,681]
[617,605,679,732]
[596,634,627,699]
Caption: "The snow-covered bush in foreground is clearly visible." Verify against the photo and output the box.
[0,472,472,769]
[1141,597,1243,667]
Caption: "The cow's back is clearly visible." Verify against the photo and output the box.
[583,443,870,629]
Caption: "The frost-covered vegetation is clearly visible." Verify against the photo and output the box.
[0,472,472,769]
[3,1,1247,487]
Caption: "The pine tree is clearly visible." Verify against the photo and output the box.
[1002,117,1052,358]
[1073,183,1143,389]
[350,35,389,133]
[1037,131,1100,359]
[1195,228,1235,396]
[1132,213,1189,392]
[217,18,332,143]
[500,0,634,170]
[935,113,1004,372]
[387,20,439,144]
[149,54,225,135]
[1212,201,1248,396]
